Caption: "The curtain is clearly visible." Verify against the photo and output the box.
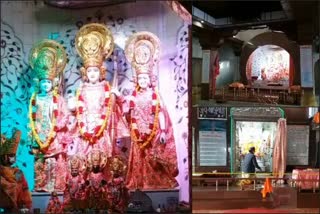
[209,50,219,97]
[272,118,287,179]
[289,56,295,86]
[246,53,254,85]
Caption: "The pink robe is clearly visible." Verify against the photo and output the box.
[126,89,179,190]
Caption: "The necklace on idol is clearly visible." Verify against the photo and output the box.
[129,86,160,149]
[76,81,112,144]
[29,89,59,150]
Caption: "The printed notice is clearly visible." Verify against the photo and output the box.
[199,120,227,166]
[287,125,309,165]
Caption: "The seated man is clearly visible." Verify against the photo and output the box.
[240,147,262,188]
[0,130,32,213]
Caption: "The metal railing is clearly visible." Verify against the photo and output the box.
[214,86,302,105]
[193,176,319,193]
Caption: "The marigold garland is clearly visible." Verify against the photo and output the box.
[129,87,160,149]
[29,89,59,150]
[76,82,112,144]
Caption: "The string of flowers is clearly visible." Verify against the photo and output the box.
[76,82,112,144]
[129,86,160,149]
[28,89,59,150]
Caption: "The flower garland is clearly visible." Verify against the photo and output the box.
[29,90,59,150]
[129,87,160,149]
[76,82,112,144]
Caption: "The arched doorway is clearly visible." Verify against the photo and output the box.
[240,32,300,87]
[246,45,290,88]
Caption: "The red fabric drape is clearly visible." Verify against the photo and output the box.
[209,51,220,97]
[214,54,220,76]
[272,118,287,179]
[289,56,295,86]
[246,54,254,85]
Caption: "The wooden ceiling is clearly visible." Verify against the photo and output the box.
[42,0,319,46]
[192,1,283,20]
[180,0,319,46]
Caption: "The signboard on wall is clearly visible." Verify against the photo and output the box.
[198,119,227,166]
[198,106,227,120]
[287,125,309,165]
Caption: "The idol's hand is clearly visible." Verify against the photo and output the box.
[111,88,121,97]
[160,131,166,144]
[67,94,76,111]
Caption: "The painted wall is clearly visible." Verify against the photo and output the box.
[0,0,190,202]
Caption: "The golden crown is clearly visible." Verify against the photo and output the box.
[29,39,67,80]
[75,23,114,69]
[125,31,160,77]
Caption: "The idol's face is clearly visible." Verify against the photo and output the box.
[71,168,79,177]
[39,79,53,93]
[8,154,16,164]
[86,66,100,84]
[137,73,150,89]
[134,44,151,64]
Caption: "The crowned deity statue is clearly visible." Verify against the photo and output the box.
[45,192,63,214]
[62,155,87,211]
[124,32,179,190]
[105,156,129,213]
[85,149,109,210]
[0,130,32,213]
[28,39,68,192]
[67,23,129,158]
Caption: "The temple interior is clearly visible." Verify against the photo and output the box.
[188,0,320,107]
[1,1,190,213]
[1,0,319,214]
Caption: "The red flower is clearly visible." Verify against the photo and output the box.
[101,115,106,120]
[135,130,140,137]
[79,106,83,114]
[84,133,91,139]
[53,110,58,117]
[129,101,135,109]
[53,96,57,103]
[92,136,98,143]
[152,93,157,100]
[53,126,58,132]
[104,98,109,105]
[79,122,84,128]
[94,126,102,134]
[32,113,36,120]
[79,95,84,102]
[31,99,36,106]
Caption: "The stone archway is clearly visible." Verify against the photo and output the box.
[240,32,300,86]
